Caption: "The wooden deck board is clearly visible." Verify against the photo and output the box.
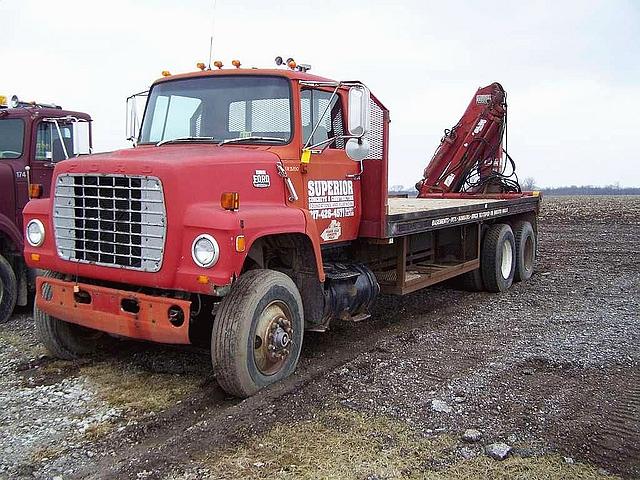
[387,197,502,216]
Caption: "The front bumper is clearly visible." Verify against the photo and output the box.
[36,277,191,344]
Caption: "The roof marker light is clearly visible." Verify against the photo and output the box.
[232,59,241,68]
[196,62,206,71]
[213,60,223,69]
[161,70,171,77]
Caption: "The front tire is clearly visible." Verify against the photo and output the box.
[34,271,102,359]
[212,269,304,398]
[481,224,516,292]
[0,253,17,324]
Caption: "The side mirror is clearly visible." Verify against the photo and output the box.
[347,86,371,136]
[345,137,370,162]
[126,91,149,145]
[72,121,91,155]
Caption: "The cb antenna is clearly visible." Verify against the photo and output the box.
[207,0,217,70]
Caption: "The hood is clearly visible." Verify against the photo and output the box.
[63,144,279,172]
[52,144,288,208]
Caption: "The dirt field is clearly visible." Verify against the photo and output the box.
[1,195,638,480]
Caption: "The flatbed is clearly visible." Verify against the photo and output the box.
[385,195,540,237]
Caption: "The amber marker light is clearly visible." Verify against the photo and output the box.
[235,235,246,252]
[29,184,43,199]
[161,70,171,77]
[30,253,40,262]
[287,60,297,70]
[232,59,241,68]
[197,275,209,284]
[213,60,223,69]
[196,62,206,71]
[221,192,240,211]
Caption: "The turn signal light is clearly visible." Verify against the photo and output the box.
[161,70,171,77]
[221,192,239,211]
[235,235,246,252]
[213,60,223,69]
[197,275,209,284]
[196,62,206,71]
[232,59,241,68]
[30,253,40,262]
[29,184,43,199]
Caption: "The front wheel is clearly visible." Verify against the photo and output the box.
[212,269,304,398]
[0,253,17,323]
[34,271,103,359]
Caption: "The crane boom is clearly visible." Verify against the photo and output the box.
[416,82,520,196]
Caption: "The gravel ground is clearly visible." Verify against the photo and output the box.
[0,195,638,479]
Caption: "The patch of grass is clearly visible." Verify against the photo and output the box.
[0,329,44,356]
[80,362,201,413]
[205,408,619,480]
[31,444,65,463]
[83,421,114,441]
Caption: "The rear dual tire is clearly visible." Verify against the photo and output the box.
[513,221,536,282]
[481,223,516,292]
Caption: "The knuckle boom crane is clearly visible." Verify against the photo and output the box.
[415,82,522,196]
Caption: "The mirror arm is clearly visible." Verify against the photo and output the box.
[306,133,362,152]
[302,83,341,150]
[346,160,364,179]
[51,120,69,160]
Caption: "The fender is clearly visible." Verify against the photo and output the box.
[0,212,24,252]
[237,205,325,283]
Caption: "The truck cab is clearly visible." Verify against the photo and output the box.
[0,95,91,322]
[23,64,539,397]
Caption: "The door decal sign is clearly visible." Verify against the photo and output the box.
[320,219,342,241]
[307,180,355,220]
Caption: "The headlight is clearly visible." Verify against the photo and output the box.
[191,234,219,268]
[26,219,45,247]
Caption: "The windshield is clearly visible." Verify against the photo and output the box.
[0,119,25,159]
[139,76,292,145]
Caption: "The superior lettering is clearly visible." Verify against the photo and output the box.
[308,180,354,197]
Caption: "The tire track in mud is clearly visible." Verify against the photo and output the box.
[588,369,640,476]
[76,291,481,479]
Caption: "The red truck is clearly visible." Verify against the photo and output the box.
[0,95,91,323]
[23,61,539,397]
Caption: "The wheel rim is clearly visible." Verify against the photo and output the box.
[253,300,294,376]
[523,236,534,271]
[501,240,513,279]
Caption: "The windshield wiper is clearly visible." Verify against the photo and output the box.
[156,136,217,146]
[218,136,286,146]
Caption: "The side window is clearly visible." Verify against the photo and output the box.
[35,122,74,162]
[300,89,345,149]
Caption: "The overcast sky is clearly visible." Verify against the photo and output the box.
[3,0,639,188]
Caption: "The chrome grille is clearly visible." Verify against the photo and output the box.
[53,174,166,272]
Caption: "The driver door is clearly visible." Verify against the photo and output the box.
[300,88,361,244]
